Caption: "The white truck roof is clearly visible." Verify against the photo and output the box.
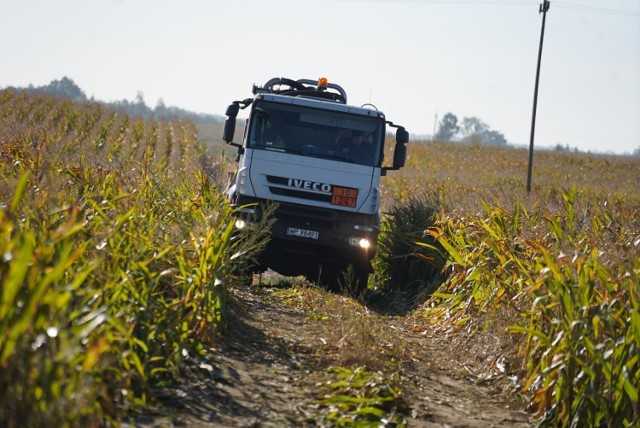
[256,93,386,121]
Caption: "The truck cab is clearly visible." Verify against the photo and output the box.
[223,77,408,292]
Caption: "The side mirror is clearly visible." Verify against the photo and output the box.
[382,125,408,175]
[222,102,240,144]
[226,103,240,117]
[392,141,406,169]
[396,127,409,144]
[222,117,236,143]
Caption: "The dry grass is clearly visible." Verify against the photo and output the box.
[264,281,402,371]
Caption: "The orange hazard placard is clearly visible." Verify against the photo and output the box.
[332,186,357,207]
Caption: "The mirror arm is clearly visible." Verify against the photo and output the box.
[238,98,253,110]
[381,166,400,176]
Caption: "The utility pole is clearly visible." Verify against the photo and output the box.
[433,111,438,141]
[526,0,550,195]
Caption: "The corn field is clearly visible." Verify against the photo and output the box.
[385,142,640,426]
[0,90,260,425]
[1,89,639,426]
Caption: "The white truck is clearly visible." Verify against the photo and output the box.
[223,77,408,292]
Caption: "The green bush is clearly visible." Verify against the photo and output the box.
[374,193,444,293]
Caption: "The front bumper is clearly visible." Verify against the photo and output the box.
[232,195,379,272]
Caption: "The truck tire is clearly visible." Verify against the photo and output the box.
[316,263,369,296]
[349,265,370,296]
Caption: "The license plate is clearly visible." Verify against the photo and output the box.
[286,227,319,240]
[287,227,320,239]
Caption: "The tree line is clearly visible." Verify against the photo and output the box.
[5,77,223,125]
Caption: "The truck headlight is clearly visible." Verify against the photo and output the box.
[235,218,255,229]
[349,237,371,249]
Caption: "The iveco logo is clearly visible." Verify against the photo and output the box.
[287,178,332,193]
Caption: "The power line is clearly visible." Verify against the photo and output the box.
[337,0,539,4]
[340,0,640,15]
[406,1,536,3]
[554,1,640,17]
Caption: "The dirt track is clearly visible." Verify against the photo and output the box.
[138,280,534,427]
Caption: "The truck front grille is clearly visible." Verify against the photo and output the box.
[274,203,334,229]
[266,175,335,205]
[269,187,333,204]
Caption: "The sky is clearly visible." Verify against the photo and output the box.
[2,0,639,154]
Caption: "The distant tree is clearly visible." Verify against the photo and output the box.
[48,77,85,99]
[132,91,150,117]
[10,76,86,100]
[633,146,640,157]
[112,93,152,118]
[554,143,573,152]
[155,98,168,119]
[135,91,145,106]
[460,117,488,138]
[481,129,507,146]
[459,117,507,146]
[435,113,459,141]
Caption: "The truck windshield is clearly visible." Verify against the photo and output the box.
[247,100,384,167]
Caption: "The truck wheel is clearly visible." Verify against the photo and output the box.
[315,265,341,292]
[347,265,369,296]
[317,264,369,296]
